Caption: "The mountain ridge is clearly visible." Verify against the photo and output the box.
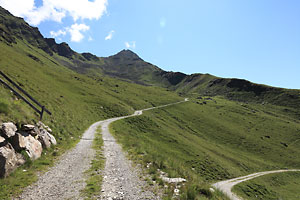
[1,5,299,110]
[1,5,300,200]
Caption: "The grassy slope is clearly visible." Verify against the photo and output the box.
[111,97,300,199]
[233,172,300,200]
[173,74,300,112]
[0,39,182,199]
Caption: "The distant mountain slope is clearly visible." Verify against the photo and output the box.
[0,6,184,149]
[0,6,185,198]
[1,5,299,111]
[173,74,300,110]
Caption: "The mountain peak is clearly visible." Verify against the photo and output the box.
[112,49,143,61]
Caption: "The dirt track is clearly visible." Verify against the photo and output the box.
[15,99,188,200]
[212,169,300,200]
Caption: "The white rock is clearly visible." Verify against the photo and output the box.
[45,126,52,133]
[24,135,42,160]
[0,143,25,177]
[174,188,180,196]
[1,122,17,138]
[47,132,57,145]
[22,124,35,131]
[161,176,187,184]
[0,136,5,144]
[36,121,46,129]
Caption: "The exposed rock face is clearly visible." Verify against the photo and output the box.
[1,122,17,138]
[24,135,42,160]
[45,39,75,59]
[160,71,187,85]
[82,52,99,61]
[0,143,25,177]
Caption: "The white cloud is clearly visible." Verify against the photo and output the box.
[160,17,167,28]
[0,0,35,17]
[105,30,115,40]
[125,41,136,49]
[68,23,90,42]
[50,29,66,37]
[0,0,108,25]
[49,23,90,42]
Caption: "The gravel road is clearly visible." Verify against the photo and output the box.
[100,99,188,200]
[212,169,300,200]
[14,120,102,200]
[15,99,188,200]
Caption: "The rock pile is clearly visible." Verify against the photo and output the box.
[0,121,56,178]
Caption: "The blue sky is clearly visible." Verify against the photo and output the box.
[1,0,300,89]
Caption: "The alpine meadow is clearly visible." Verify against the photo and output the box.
[0,3,300,200]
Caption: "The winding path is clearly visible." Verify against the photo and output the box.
[15,99,188,200]
[100,98,188,200]
[212,169,300,200]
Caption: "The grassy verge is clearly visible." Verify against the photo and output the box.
[110,97,300,199]
[81,127,105,200]
[233,172,300,200]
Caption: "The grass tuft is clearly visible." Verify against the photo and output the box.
[81,127,105,200]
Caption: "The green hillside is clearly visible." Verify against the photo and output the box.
[2,5,298,111]
[111,97,300,199]
[233,171,300,200]
[0,7,182,198]
[1,5,300,200]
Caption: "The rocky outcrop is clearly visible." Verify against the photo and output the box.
[0,121,57,178]
[45,39,75,59]
[81,52,99,61]
[160,71,187,85]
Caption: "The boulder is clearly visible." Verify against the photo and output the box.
[15,153,26,166]
[1,122,17,138]
[29,127,40,137]
[10,132,26,151]
[47,132,57,145]
[0,143,25,177]
[0,136,7,147]
[38,129,51,149]
[45,126,52,133]
[36,121,46,129]
[36,121,52,133]
[0,136,5,144]
[21,124,35,132]
[24,135,42,160]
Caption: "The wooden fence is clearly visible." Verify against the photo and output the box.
[0,71,51,120]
